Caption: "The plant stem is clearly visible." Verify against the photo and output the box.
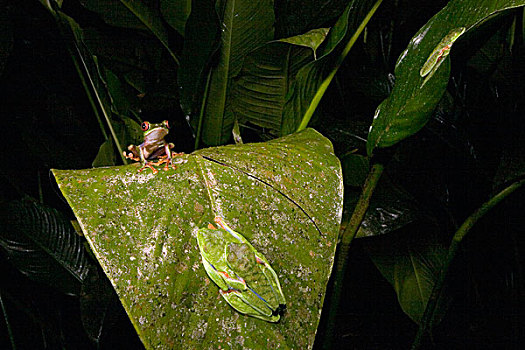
[195,69,212,150]
[323,162,385,349]
[296,0,383,132]
[411,177,525,349]
[0,291,16,350]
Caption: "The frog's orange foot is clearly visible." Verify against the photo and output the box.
[163,161,177,171]
[138,162,158,174]
[171,152,185,157]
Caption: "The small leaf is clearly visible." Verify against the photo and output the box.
[279,28,330,59]
[0,198,91,295]
[275,0,349,37]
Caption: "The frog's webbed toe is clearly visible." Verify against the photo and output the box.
[138,162,159,174]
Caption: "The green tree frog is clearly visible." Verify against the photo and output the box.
[197,217,286,322]
[123,120,183,173]
[420,27,465,87]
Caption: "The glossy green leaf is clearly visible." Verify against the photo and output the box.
[279,28,330,59]
[231,41,312,138]
[0,198,90,296]
[364,231,451,325]
[160,0,191,36]
[52,129,343,349]
[281,0,383,135]
[199,0,275,146]
[367,0,525,156]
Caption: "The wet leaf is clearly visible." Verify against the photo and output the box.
[356,176,422,238]
[367,0,525,156]
[52,129,343,349]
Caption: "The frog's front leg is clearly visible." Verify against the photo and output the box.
[123,145,141,162]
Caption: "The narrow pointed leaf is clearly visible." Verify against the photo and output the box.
[367,0,525,156]
[52,129,343,349]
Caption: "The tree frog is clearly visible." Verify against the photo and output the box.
[420,27,465,88]
[123,120,182,173]
[197,217,286,322]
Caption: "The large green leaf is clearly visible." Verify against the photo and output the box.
[52,129,343,349]
[367,0,525,156]
[199,0,275,146]
[281,0,383,135]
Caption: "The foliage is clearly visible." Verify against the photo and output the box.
[52,129,343,349]
[1,0,524,349]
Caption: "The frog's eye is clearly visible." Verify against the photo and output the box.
[141,121,150,131]
[163,120,170,129]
